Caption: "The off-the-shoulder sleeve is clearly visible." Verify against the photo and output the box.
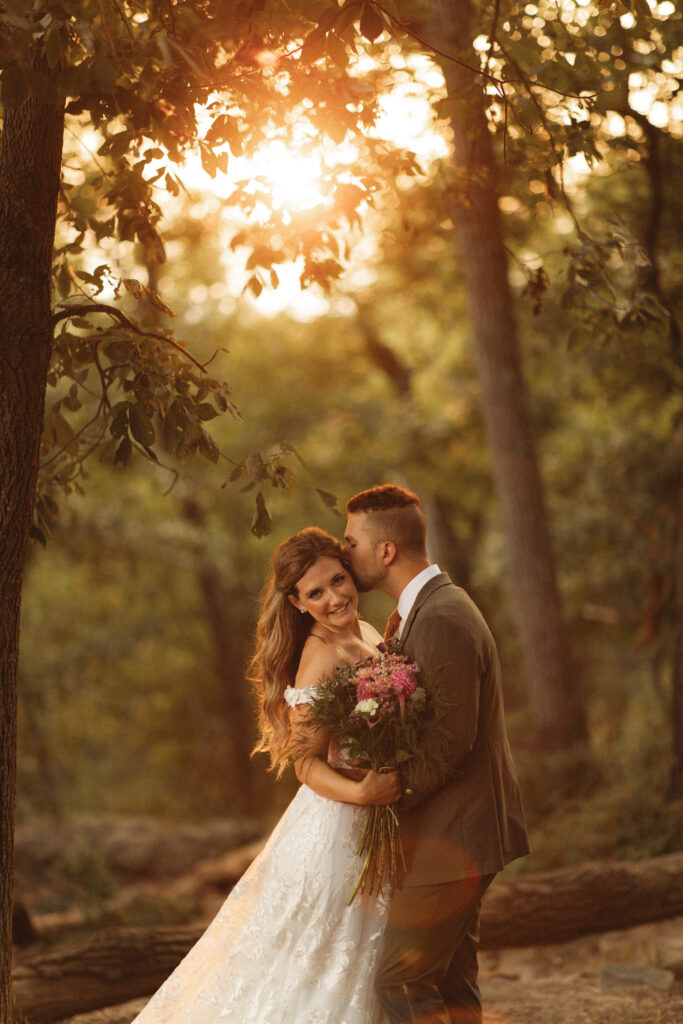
[283,685,321,707]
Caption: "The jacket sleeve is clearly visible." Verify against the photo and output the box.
[399,609,483,810]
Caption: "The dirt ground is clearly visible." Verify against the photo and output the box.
[61,916,683,1024]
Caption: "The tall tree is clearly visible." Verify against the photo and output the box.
[0,68,65,1019]
[421,0,588,749]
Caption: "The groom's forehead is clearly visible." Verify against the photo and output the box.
[344,511,374,541]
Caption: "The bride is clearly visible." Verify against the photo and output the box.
[130,527,400,1023]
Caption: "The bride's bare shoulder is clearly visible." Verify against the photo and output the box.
[293,635,340,689]
[359,618,382,647]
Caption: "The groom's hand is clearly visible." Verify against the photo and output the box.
[357,769,401,806]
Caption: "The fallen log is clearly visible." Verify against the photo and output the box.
[13,850,683,1023]
[481,850,683,948]
[13,927,203,1024]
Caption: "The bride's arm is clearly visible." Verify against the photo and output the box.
[289,644,400,807]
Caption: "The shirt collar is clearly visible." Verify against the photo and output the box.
[396,564,441,637]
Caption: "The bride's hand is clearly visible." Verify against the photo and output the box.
[356,768,401,806]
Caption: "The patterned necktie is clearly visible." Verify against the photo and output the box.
[383,608,402,641]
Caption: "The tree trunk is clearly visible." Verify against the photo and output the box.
[181,499,255,813]
[0,83,65,1019]
[669,466,683,800]
[425,0,588,749]
[13,851,683,1022]
[420,493,474,595]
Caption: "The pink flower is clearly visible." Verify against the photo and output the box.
[356,678,373,701]
[389,668,417,698]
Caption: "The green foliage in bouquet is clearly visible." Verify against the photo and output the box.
[296,643,456,900]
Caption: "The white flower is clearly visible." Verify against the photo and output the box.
[409,687,426,705]
[355,698,379,716]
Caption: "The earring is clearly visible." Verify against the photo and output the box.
[300,609,306,615]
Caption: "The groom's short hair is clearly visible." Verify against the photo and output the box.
[346,485,427,556]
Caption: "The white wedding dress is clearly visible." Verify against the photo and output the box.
[130,685,388,1024]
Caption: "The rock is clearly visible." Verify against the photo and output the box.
[600,963,675,991]
[659,937,683,977]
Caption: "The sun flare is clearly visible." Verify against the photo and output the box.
[68,54,450,318]
[249,140,326,213]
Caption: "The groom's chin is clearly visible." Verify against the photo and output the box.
[352,571,385,594]
[355,581,374,594]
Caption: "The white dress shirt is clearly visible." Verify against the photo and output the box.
[396,564,441,638]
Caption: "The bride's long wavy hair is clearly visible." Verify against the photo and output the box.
[250,527,352,777]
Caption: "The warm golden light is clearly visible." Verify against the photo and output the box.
[248,140,326,215]
[254,49,280,68]
[67,57,451,316]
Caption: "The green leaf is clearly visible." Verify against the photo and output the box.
[301,29,327,63]
[129,404,156,447]
[98,130,130,158]
[317,5,341,34]
[199,432,219,463]
[62,388,82,412]
[246,275,263,298]
[336,1,359,34]
[316,488,340,515]
[251,491,273,538]
[200,143,218,178]
[359,3,384,42]
[109,404,129,437]
[196,402,218,421]
[246,450,267,481]
[205,114,235,146]
[114,436,133,466]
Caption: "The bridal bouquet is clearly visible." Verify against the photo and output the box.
[301,643,453,902]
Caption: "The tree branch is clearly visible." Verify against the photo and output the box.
[51,303,210,373]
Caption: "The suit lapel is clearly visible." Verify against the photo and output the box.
[398,572,453,652]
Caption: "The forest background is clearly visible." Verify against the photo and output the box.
[1,0,683,1016]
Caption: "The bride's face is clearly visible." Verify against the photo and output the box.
[288,556,358,632]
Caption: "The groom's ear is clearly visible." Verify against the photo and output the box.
[379,541,397,566]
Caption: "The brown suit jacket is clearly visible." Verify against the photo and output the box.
[396,573,529,885]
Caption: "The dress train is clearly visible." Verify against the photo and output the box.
[131,689,387,1023]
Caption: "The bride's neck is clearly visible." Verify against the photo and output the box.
[310,619,362,645]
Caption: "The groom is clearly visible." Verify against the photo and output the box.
[344,485,529,1024]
